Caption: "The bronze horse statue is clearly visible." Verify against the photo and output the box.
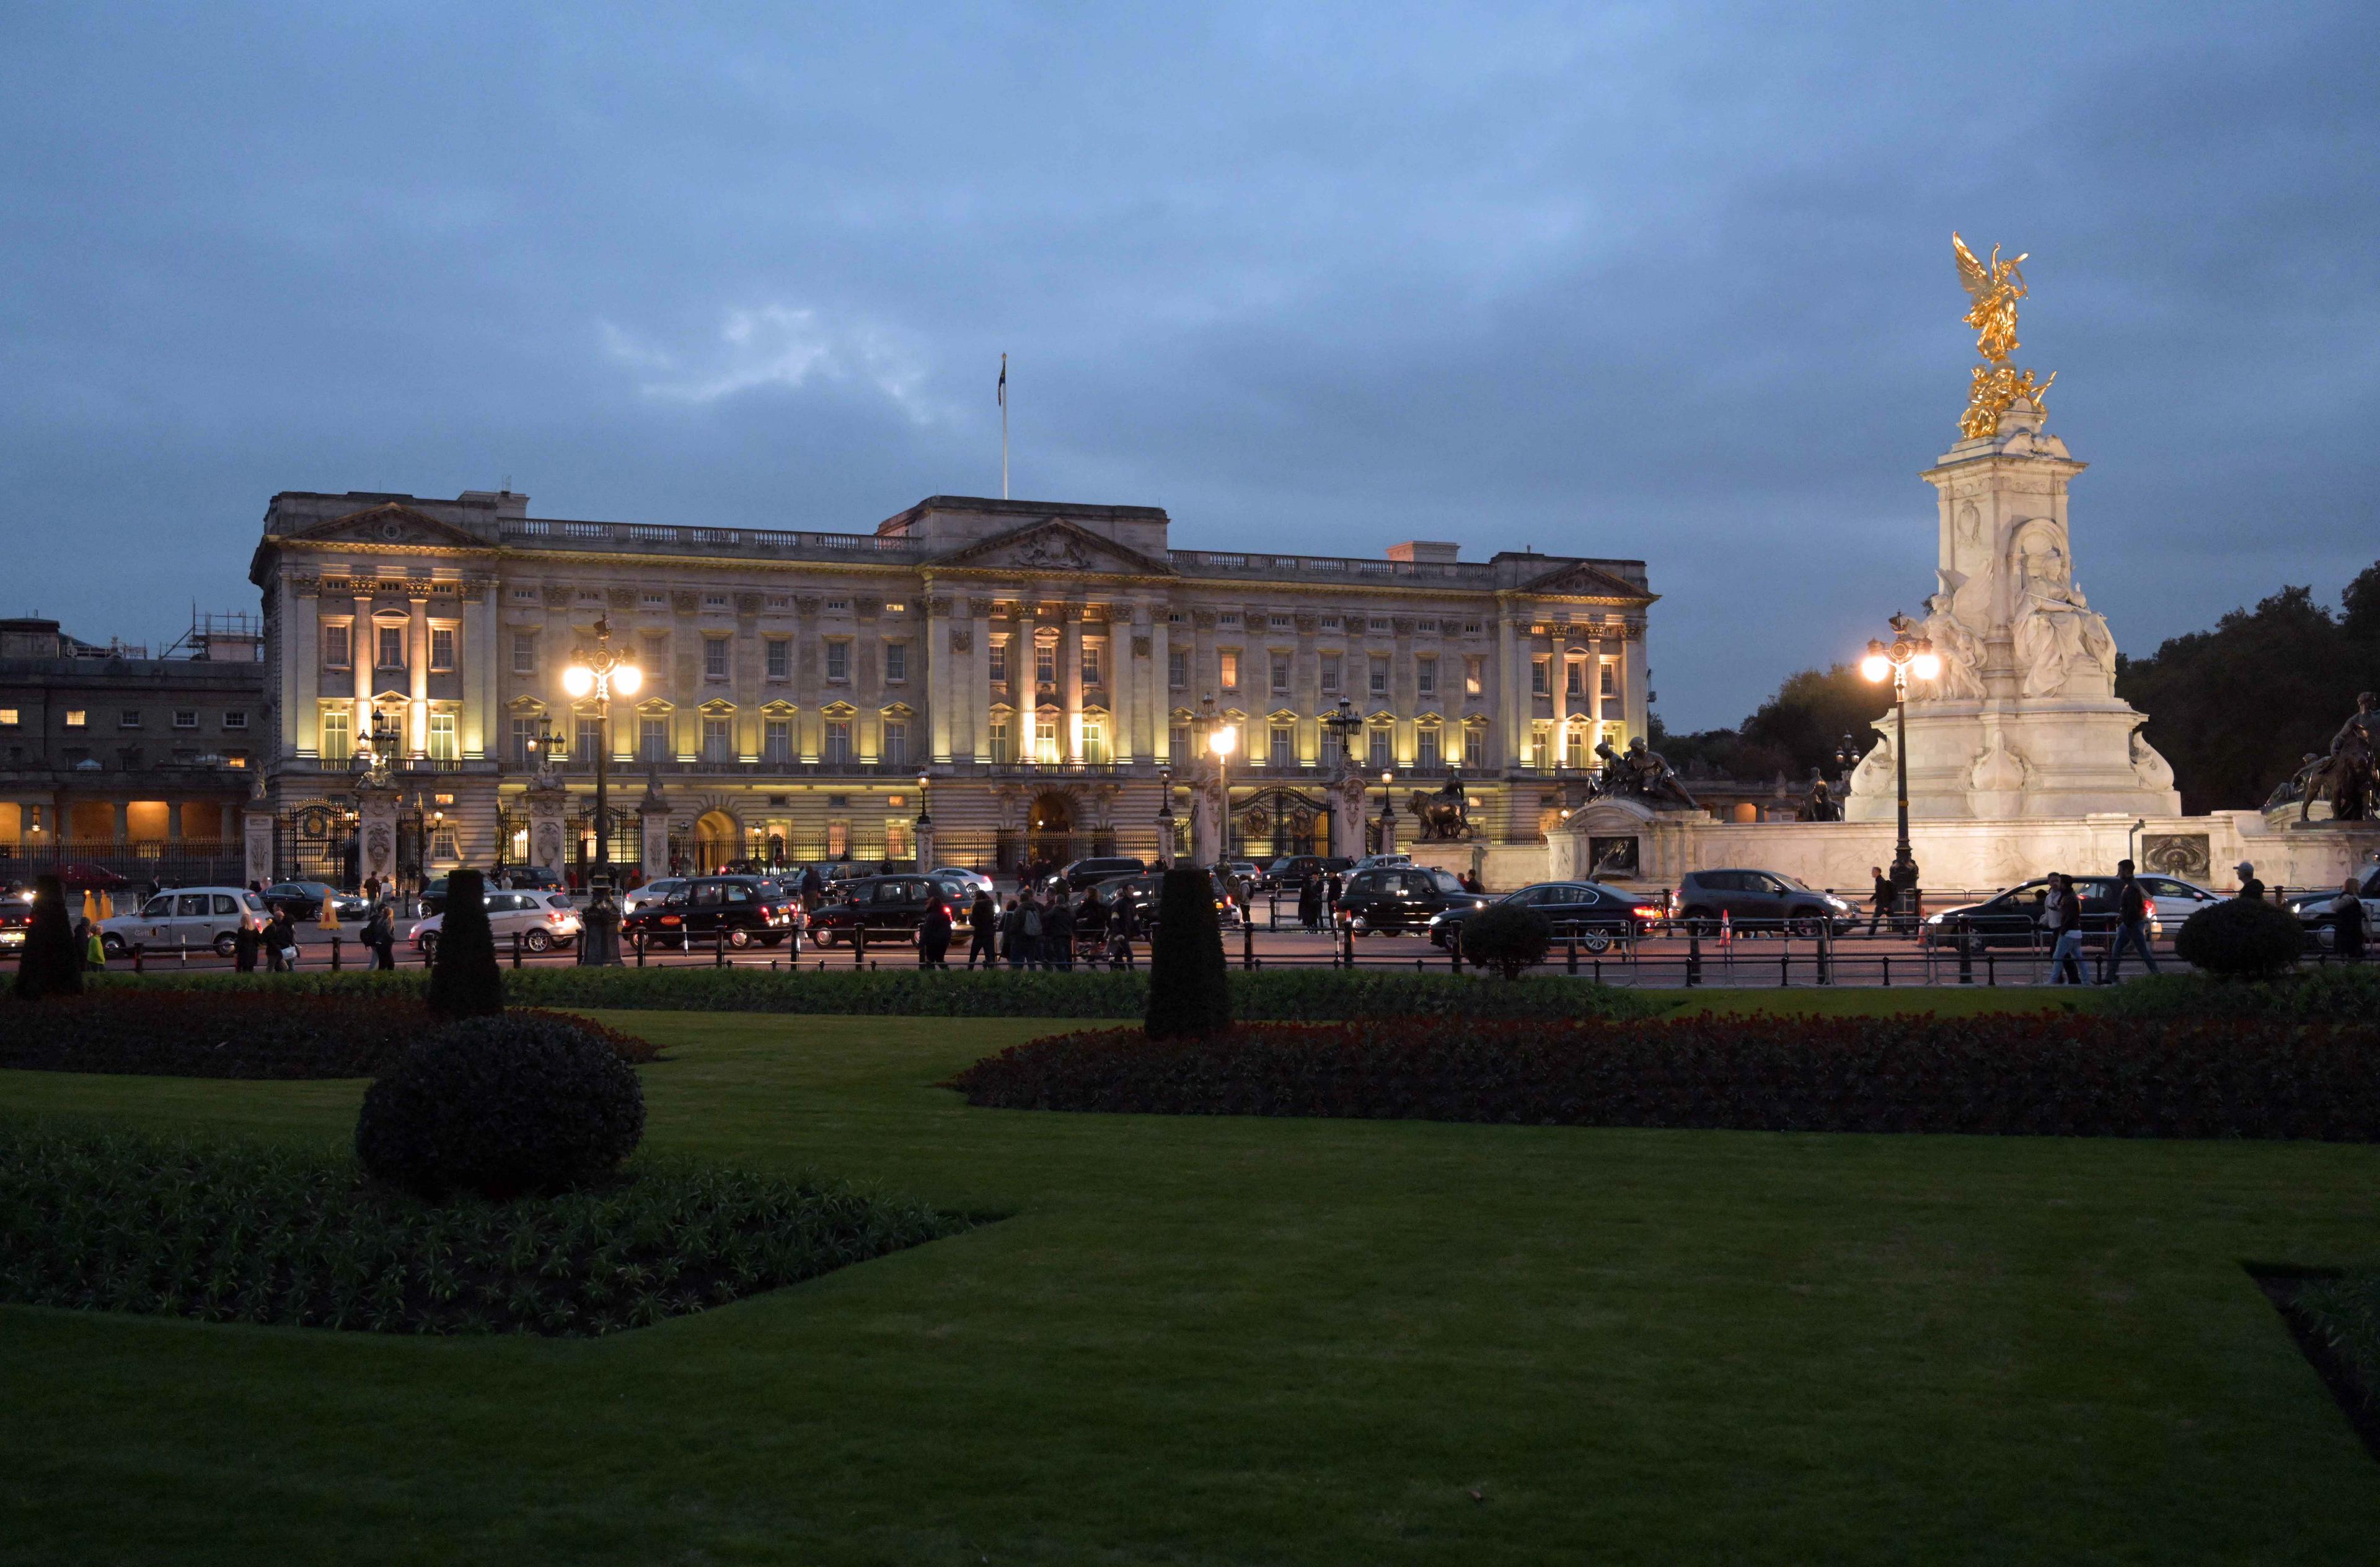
[2301,732,2376,822]
[1406,789,1471,842]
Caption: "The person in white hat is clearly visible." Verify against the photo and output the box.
[2233,862,2265,902]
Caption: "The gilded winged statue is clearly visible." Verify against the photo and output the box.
[1952,232,2056,439]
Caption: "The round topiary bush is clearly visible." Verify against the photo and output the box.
[1461,901,1552,980]
[356,1013,645,1199]
[2173,897,2306,979]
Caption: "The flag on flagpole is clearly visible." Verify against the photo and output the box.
[997,353,1006,408]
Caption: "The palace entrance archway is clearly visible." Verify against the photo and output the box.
[692,810,740,873]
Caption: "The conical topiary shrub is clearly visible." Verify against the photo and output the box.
[11,875,82,1000]
[1145,866,1230,1040]
[425,867,505,1018]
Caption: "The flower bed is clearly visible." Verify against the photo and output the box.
[0,1121,976,1336]
[0,991,655,1079]
[83,966,1665,1022]
[946,1013,2380,1140]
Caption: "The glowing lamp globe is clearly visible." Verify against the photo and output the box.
[611,662,643,697]
[1859,653,1891,683]
[1210,725,1236,758]
[1911,651,1942,681]
[562,666,595,698]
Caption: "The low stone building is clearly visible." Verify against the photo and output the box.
[246,488,1655,883]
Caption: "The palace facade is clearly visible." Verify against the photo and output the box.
[248,488,1652,880]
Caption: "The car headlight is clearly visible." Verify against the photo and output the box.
[1926,912,1944,925]
[1825,896,1850,911]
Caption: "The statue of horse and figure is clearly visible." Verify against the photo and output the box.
[1593,736,1700,813]
[1406,774,1474,842]
[2299,692,2379,824]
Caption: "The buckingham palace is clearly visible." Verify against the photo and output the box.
[246,487,1653,882]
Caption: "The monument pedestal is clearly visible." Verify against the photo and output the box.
[524,781,569,885]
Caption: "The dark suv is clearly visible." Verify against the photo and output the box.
[1337,864,1472,936]
[1266,855,1352,891]
[808,873,974,947]
[1103,867,1241,930]
[1923,877,2130,950]
[620,875,798,948]
[1042,857,1146,895]
[1673,869,1854,937]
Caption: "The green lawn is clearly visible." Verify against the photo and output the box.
[4,1009,2378,1565]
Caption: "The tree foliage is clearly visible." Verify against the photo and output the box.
[2118,563,2380,814]
[1144,868,1230,1040]
[11,875,82,1001]
[1654,663,1893,782]
[425,867,504,1019]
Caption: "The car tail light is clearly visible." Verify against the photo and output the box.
[660,914,681,927]
[1633,906,1663,921]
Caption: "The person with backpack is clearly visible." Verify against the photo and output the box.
[966,890,998,969]
[1018,892,1046,969]
[1044,894,1075,972]
[2043,872,2086,985]
[2099,859,2159,982]
[1000,896,1026,969]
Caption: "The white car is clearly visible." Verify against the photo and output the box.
[99,886,268,958]
[409,890,583,959]
[2137,874,2224,925]
[929,867,997,899]
[622,877,687,917]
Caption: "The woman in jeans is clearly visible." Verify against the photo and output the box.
[2044,872,2086,984]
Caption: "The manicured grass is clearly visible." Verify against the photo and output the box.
[5,1010,2379,1565]
[1664,984,2105,1018]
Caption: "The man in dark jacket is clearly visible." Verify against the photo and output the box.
[2099,859,2159,982]
[919,896,953,968]
[1043,896,1075,971]
[966,891,998,968]
[1867,866,1895,935]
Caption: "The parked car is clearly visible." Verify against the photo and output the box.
[621,876,688,917]
[0,890,31,955]
[2136,874,2224,924]
[1920,876,2160,950]
[1349,853,1413,872]
[1427,880,1660,952]
[1041,856,1147,896]
[1336,864,1473,936]
[804,873,974,947]
[1673,869,1855,937]
[260,880,368,923]
[495,865,566,893]
[1224,859,1265,891]
[1266,854,1354,891]
[620,875,800,949]
[410,890,583,960]
[1104,867,1243,930]
[929,867,998,899]
[2285,867,2380,951]
[97,886,268,958]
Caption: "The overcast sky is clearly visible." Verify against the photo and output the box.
[4,3,2374,728]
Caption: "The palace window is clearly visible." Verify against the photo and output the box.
[376,626,405,670]
[1170,720,1191,759]
[703,593,728,611]
[1269,614,1292,630]
[1532,656,1550,696]
[1530,728,1550,770]
[1565,725,1588,769]
[641,591,667,608]
[172,709,196,730]
[639,716,669,761]
[825,597,849,612]
[1417,620,1438,635]
[1416,656,1437,697]
[510,587,538,605]
[825,640,850,682]
[320,710,351,762]
[1320,615,1341,630]
[883,720,908,768]
[702,717,731,762]
[884,818,911,861]
[764,593,790,611]
[764,718,791,763]
[64,708,86,728]
[1566,659,1584,697]
[824,720,852,764]
[512,632,536,674]
[1219,612,1241,628]
[1270,722,1295,769]
[765,637,790,680]
[1464,727,1486,769]
[1219,651,1240,691]
[1368,656,1388,697]
[990,639,1009,684]
[428,713,458,762]
[1368,617,1390,632]
[1081,716,1108,766]
[1368,726,1391,769]
[0,708,15,727]
[1465,656,1484,697]
[1167,611,1184,624]
[1417,729,1440,770]
[509,716,538,763]
[1168,649,1188,689]
[989,718,1013,764]
[431,826,460,861]
[1464,621,1483,635]
[1080,642,1101,687]
[703,637,729,681]
[1271,654,1290,694]
[885,643,907,683]
[577,588,603,605]
[324,624,351,669]
[1034,640,1057,686]
[1035,718,1060,765]
[118,708,141,729]
[1602,662,1620,700]
[576,716,602,762]
[430,626,456,672]
[1320,653,1341,694]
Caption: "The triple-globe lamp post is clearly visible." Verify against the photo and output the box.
[1858,613,1941,912]
[562,616,642,888]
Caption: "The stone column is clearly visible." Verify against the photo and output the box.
[926,593,953,764]
[289,575,320,759]
[355,783,399,889]
[913,810,934,873]
[352,593,374,738]
[408,595,431,756]
[637,774,672,883]
[525,780,569,883]
[1586,634,1605,743]
[971,597,995,762]
[1549,625,1568,767]
[1148,612,1172,763]
[1061,605,1084,762]
[1108,607,1132,767]
[1494,609,1521,770]
[1333,766,1367,862]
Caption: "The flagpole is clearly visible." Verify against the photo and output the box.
[999,353,1010,500]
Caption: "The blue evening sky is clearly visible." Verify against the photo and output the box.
[2,3,2374,727]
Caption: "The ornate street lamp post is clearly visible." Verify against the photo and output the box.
[1322,697,1362,767]
[1209,710,1237,862]
[563,617,643,889]
[1155,764,1176,867]
[1859,614,1941,916]
[1377,769,1395,856]
[914,772,932,871]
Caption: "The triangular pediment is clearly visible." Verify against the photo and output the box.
[287,503,491,551]
[929,516,1175,577]
[1521,561,1655,603]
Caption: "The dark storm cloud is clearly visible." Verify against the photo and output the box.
[2,2,2373,724]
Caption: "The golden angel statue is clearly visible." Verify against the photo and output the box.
[1952,232,2027,363]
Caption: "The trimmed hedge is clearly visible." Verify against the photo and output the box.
[1147,867,1231,1039]
[80,965,1667,1021]
[0,1121,974,1336]
[426,866,503,1018]
[358,1014,647,1199]
[0,989,655,1079]
[1461,903,1551,979]
[2173,897,2306,978]
[2102,963,2380,1022]
[946,1013,2380,1140]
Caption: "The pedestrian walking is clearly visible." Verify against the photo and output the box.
[2233,861,2265,902]
[364,902,397,970]
[2098,859,2159,982]
[1044,895,1075,971]
[919,895,953,968]
[2044,872,2086,985]
[1866,865,1894,935]
[2333,875,2368,961]
[232,913,260,973]
[1000,896,1026,969]
[76,917,105,972]
[265,909,298,973]
[1298,875,1322,933]
[966,890,998,968]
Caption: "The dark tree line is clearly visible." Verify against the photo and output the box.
[1652,664,1893,782]
[2118,560,2380,814]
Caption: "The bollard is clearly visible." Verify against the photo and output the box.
[1450,937,1460,975]
[178,936,188,968]
[1686,927,1702,987]
[1242,916,1254,971]
[133,942,144,974]
[1566,934,1577,976]
[715,928,727,968]
[1986,951,1996,987]
[1816,928,1830,986]
[1882,955,1892,987]
[1342,920,1355,969]
[635,930,646,967]
[1957,919,1974,985]
[1780,952,1790,987]
[331,934,342,971]
[853,925,867,966]
[512,931,523,968]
